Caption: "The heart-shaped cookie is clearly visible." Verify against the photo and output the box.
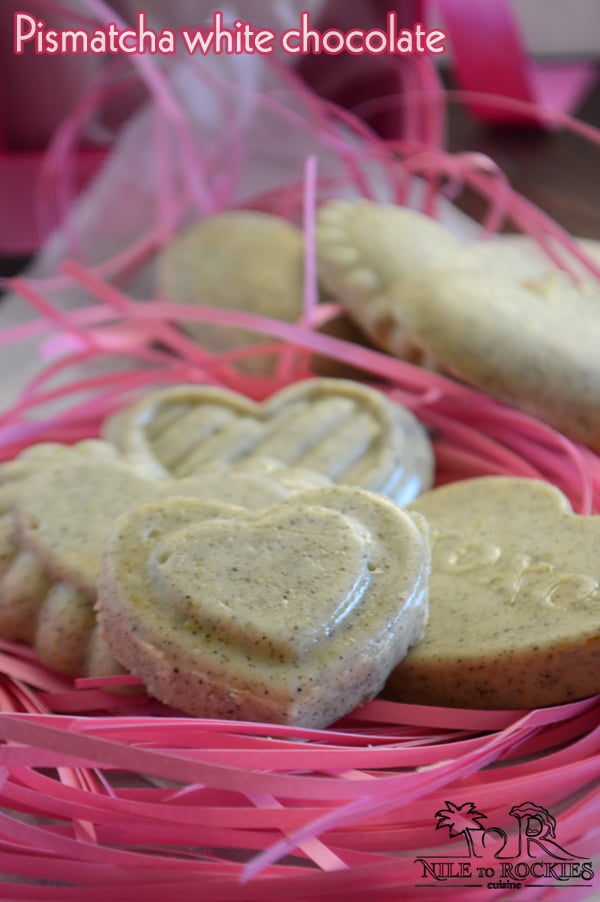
[103,377,434,505]
[0,443,329,677]
[158,211,305,375]
[97,487,430,727]
[386,476,600,709]
[387,267,600,449]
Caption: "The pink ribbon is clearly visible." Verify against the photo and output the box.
[436,0,598,126]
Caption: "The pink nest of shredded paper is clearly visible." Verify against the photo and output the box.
[0,33,599,900]
[1,266,599,901]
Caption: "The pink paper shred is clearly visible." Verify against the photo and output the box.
[0,21,600,899]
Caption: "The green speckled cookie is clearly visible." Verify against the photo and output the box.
[158,211,305,374]
[316,199,462,363]
[386,476,600,709]
[0,440,118,645]
[97,487,430,727]
[0,443,329,678]
[384,267,600,450]
[103,378,435,506]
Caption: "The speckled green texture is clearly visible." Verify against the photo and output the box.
[315,200,589,393]
[151,507,370,658]
[0,440,117,646]
[96,487,431,728]
[0,442,330,677]
[103,378,435,506]
[386,476,600,709]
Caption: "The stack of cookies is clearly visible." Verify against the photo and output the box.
[0,377,435,727]
[2,200,599,725]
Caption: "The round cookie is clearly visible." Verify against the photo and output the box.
[102,378,435,505]
[97,487,430,727]
[0,443,330,678]
[158,211,305,374]
[386,267,600,450]
[386,476,600,709]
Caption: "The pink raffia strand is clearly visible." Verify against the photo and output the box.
[275,154,320,384]
[35,60,137,251]
[6,260,599,506]
[1,267,600,895]
[0,52,599,899]
[82,0,210,217]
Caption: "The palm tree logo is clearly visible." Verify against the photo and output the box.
[435,801,487,858]
[435,800,582,862]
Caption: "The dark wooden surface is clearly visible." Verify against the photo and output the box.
[445,75,600,240]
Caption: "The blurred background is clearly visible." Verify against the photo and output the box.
[0,0,598,276]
